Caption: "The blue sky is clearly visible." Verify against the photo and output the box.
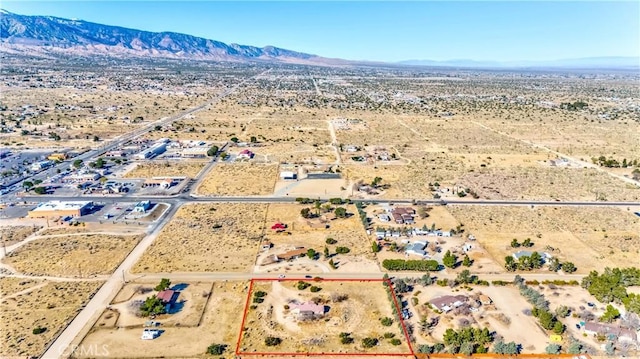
[3,1,639,62]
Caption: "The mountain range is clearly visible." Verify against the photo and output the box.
[1,9,638,69]
[0,9,344,65]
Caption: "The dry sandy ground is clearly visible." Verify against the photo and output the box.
[122,161,206,179]
[239,280,411,355]
[458,166,640,201]
[447,205,640,272]
[79,281,247,359]
[0,224,42,246]
[261,143,336,164]
[132,203,267,273]
[3,234,142,277]
[196,163,279,196]
[274,178,349,198]
[37,222,147,236]
[0,279,103,357]
[412,285,550,353]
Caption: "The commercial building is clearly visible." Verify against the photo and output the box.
[47,153,67,161]
[31,160,54,171]
[181,147,209,158]
[27,201,93,218]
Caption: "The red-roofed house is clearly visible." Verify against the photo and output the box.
[238,149,254,159]
[157,289,176,305]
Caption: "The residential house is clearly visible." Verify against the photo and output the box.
[237,149,254,159]
[391,207,416,224]
[430,295,468,313]
[276,248,307,261]
[584,322,638,343]
[290,301,326,321]
[406,241,428,258]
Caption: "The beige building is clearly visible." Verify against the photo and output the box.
[27,201,93,218]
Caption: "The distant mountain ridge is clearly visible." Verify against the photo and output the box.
[398,57,640,69]
[0,9,344,65]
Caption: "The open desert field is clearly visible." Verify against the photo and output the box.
[447,205,640,272]
[122,161,206,179]
[3,233,143,277]
[1,224,42,246]
[196,163,279,196]
[132,203,267,273]
[238,280,411,355]
[458,166,640,201]
[0,279,103,357]
[261,142,336,164]
[343,154,465,199]
[79,281,247,359]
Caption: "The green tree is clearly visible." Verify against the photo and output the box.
[95,157,105,169]
[300,208,312,218]
[380,317,393,326]
[230,137,239,143]
[324,246,330,258]
[371,241,381,253]
[155,278,171,291]
[545,343,561,354]
[23,181,34,189]
[206,145,219,157]
[443,250,457,268]
[73,159,83,168]
[562,262,577,273]
[600,304,621,323]
[140,295,166,316]
[306,248,317,260]
[335,246,350,254]
[33,186,47,195]
[371,176,383,187]
[548,258,561,272]
[93,135,100,142]
[505,256,517,272]
[250,136,257,143]
[206,343,227,355]
[334,207,347,218]
[522,238,533,247]
[456,269,473,284]
[510,238,520,248]
[553,321,565,334]
[462,254,472,267]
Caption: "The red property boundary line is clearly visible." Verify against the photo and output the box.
[235,278,415,357]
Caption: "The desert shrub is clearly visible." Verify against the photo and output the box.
[390,338,402,345]
[32,326,47,335]
[362,337,378,348]
[335,246,351,254]
[265,337,282,346]
[380,317,393,326]
[325,237,337,244]
[206,343,227,355]
[310,286,322,292]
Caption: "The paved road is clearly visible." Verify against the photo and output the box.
[19,194,640,207]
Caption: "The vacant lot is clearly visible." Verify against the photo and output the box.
[238,280,411,355]
[132,204,267,273]
[196,163,279,196]
[0,280,103,357]
[0,225,42,246]
[79,281,247,358]
[447,205,640,272]
[3,234,142,277]
[123,161,206,179]
[458,166,640,201]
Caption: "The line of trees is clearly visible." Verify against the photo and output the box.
[382,259,439,271]
[581,267,640,314]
